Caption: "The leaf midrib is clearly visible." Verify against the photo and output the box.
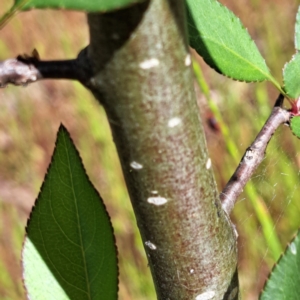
[63,132,92,300]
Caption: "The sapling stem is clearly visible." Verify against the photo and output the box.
[221,94,290,215]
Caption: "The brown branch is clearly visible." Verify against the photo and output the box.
[0,47,92,87]
[220,94,290,215]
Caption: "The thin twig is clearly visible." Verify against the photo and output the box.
[221,94,291,215]
[0,47,92,87]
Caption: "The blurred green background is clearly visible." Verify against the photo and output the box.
[0,0,300,299]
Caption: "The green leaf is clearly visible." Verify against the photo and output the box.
[18,0,144,11]
[283,53,300,99]
[0,0,145,28]
[186,0,276,83]
[295,6,300,50]
[22,125,118,300]
[260,230,300,300]
[290,116,300,138]
[282,6,300,99]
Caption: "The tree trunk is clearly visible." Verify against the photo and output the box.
[86,0,239,298]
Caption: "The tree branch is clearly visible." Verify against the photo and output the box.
[220,94,291,215]
[0,48,92,87]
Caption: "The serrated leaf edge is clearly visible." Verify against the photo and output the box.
[283,52,300,99]
[259,229,300,299]
[193,34,271,83]
[290,116,300,139]
[21,124,119,299]
[187,0,281,86]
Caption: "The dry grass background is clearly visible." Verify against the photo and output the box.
[0,0,300,299]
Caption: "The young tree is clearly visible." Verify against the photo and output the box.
[1,0,300,299]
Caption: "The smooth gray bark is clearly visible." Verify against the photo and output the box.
[86,0,239,298]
